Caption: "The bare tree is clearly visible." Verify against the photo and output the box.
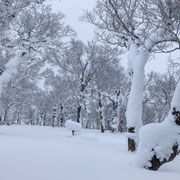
[135,0,180,169]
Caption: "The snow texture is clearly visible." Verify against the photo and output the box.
[0,125,179,180]
[126,41,150,131]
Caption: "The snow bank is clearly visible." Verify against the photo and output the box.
[65,120,82,136]
[135,120,180,169]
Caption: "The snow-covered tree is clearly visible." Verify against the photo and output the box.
[136,0,180,170]
[93,62,129,132]
[82,0,180,151]
[52,40,120,126]
[142,70,178,125]
[0,2,73,120]
[0,0,45,95]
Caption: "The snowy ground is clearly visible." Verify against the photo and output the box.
[0,125,179,180]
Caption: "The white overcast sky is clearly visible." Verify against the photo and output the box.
[48,0,96,41]
[47,0,179,74]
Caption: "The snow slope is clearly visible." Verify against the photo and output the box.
[0,125,179,180]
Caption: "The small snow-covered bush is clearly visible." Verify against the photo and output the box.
[65,120,82,136]
[135,107,180,170]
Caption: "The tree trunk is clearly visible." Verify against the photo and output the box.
[111,90,121,132]
[98,92,105,133]
[100,122,105,133]
[167,79,180,115]
[148,108,180,170]
[52,105,57,127]
[126,59,146,129]
[0,52,24,95]
[3,109,8,124]
[77,105,82,123]
[42,111,46,126]
[77,82,85,125]
[60,104,64,127]
[149,144,179,171]
[17,112,20,124]
[126,43,149,151]
[147,80,180,170]
[128,127,136,152]
[163,79,180,126]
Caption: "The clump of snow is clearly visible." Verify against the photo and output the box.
[135,120,180,169]
[0,51,23,95]
[125,132,138,141]
[136,80,180,170]
[65,120,82,136]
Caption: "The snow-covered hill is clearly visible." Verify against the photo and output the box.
[0,125,179,180]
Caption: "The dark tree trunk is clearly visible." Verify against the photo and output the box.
[98,92,105,133]
[42,110,47,126]
[100,109,104,133]
[60,104,64,127]
[77,105,81,123]
[148,144,179,171]
[100,122,105,133]
[17,113,20,124]
[128,127,136,152]
[52,106,57,127]
[0,117,3,125]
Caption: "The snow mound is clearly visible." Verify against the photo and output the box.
[65,120,82,136]
[135,120,180,169]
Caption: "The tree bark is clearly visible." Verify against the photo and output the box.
[128,127,136,152]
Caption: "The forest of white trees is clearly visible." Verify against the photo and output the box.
[0,0,180,173]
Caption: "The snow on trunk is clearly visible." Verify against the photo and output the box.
[0,51,24,95]
[166,79,180,124]
[126,44,149,130]
[126,42,150,151]
[135,80,180,170]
